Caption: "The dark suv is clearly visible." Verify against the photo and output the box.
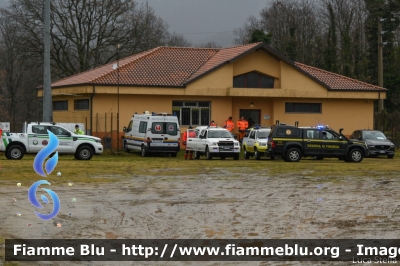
[267,125,369,162]
[350,130,395,159]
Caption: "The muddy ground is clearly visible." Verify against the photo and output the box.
[1,167,400,265]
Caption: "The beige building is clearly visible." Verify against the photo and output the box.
[38,42,386,148]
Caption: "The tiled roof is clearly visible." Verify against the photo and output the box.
[187,43,261,82]
[294,62,386,91]
[50,43,385,92]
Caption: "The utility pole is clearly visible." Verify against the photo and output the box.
[43,0,52,122]
[117,44,120,151]
[378,17,384,112]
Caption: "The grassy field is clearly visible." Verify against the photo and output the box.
[0,149,399,186]
[1,150,399,265]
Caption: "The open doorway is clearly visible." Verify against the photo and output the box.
[239,109,260,128]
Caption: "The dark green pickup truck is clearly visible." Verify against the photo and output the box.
[266,125,369,162]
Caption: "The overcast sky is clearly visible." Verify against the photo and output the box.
[0,0,269,47]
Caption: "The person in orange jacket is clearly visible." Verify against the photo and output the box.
[182,126,196,160]
[223,117,234,132]
[237,116,249,142]
[209,120,217,127]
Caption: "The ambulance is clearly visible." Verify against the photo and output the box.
[123,112,180,157]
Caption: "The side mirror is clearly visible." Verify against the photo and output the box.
[67,132,71,137]
[339,136,343,141]
[123,127,127,132]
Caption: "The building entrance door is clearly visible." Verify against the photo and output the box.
[239,109,260,128]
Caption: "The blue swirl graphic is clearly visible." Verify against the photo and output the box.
[28,180,60,220]
[33,130,59,177]
[41,195,49,204]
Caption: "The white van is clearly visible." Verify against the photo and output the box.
[123,112,180,157]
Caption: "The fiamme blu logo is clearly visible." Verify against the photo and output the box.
[28,130,61,220]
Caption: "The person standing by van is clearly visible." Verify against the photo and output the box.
[182,126,196,159]
[210,120,217,127]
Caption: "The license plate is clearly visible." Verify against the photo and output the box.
[380,150,385,154]
[152,140,162,143]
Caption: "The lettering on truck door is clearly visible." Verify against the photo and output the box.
[321,130,346,156]
[30,125,50,153]
[304,129,322,156]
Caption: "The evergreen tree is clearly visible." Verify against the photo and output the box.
[250,29,272,45]
[286,27,297,61]
[323,3,338,73]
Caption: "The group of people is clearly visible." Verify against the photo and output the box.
[182,116,252,159]
[222,116,250,142]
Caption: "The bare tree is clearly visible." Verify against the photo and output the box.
[9,0,190,79]
[0,8,41,127]
[233,16,263,45]
[196,41,222,48]
[164,32,192,47]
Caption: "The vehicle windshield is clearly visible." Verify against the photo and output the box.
[257,131,270,139]
[208,131,233,138]
[363,131,387,140]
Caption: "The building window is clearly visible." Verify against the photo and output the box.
[285,103,322,113]
[233,71,274,88]
[53,100,68,111]
[74,99,89,110]
[172,101,210,126]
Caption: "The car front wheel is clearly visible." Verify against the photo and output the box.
[349,149,363,163]
[76,146,93,160]
[205,147,212,160]
[254,148,260,160]
[123,141,130,152]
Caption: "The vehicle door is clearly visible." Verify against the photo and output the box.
[164,119,179,149]
[242,130,251,149]
[48,125,73,153]
[185,129,197,151]
[247,131,256,152]
[150,119,165,149]
[197,129,208,150]
[321,130,347,156]
[124,120,135,150]
[29,125,50,153]
[303,129,322,156]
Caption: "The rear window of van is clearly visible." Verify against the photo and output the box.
[151,122,178,135]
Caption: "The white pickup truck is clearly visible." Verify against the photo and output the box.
[0,122,103,160]
[186,126,240,160]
